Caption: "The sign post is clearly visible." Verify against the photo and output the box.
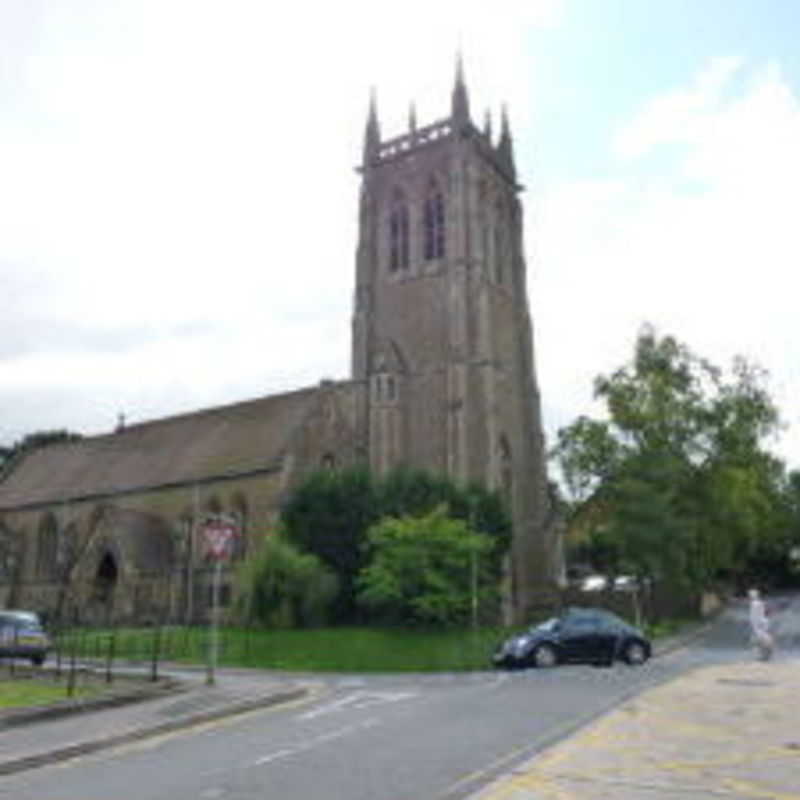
[202,514,238,687]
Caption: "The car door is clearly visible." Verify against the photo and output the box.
[592,614,624,662]
[558,614,602,662]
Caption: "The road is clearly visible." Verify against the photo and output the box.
[3,596,797,800]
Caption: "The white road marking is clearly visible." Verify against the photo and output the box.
[254,748,296,765]
[296,690,418,721]
[252,718,380,767]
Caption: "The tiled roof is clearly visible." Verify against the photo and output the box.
[0,386,320,510]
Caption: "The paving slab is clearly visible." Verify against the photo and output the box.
[471,657,800,799]
[0,670,311,776]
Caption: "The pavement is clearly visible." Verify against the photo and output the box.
[470,653,800,799]
[2,618,799,798]
[0,665,312,776]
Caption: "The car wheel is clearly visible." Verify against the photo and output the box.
[31,654,45,667]
[531,643,558,668]
[623,641,648,666]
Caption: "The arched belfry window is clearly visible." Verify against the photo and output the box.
[423,179,445,261]
[389,189,410,271]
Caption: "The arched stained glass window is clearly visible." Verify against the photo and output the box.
[389,189,410,271]
[423,180,445,261]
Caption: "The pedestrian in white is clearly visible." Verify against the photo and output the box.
[748,588,773,661]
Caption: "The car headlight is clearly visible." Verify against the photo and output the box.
[510,637,531,656]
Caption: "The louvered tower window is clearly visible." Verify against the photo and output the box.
[423,180,445,260]
[389,190,410,271]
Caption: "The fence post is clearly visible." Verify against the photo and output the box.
[9,625,17,678]
[105,629,116,684]
[150,626,161,682]
[54,627,63,680]
[67,631,77,698]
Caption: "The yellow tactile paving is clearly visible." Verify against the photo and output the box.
[473,660,800,800]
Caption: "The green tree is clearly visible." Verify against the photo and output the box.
[554,325,783,590]
[357,505,495,626]
[281,466,511,623]
[281,467,380,622]
[236,531,339,628]
[1,429,83,472]
[378,467,511,574]
[732,466,800,590]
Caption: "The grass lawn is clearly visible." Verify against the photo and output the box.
[65,625,513,673]
[0,676,102,709]
[60,616,694,674]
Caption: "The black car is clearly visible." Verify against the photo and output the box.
[0,610,51,666]
[493,607,651,669]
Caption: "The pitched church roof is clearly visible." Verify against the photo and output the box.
[0,386,322,510]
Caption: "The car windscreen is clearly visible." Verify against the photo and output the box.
[0,614,42,631]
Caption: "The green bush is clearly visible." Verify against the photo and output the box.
[357,505,496,626]
[281,466,511,624]
[236,533,338,628]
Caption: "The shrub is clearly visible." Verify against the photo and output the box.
[236,532,338,628]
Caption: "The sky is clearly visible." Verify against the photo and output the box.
[2,0,799,475]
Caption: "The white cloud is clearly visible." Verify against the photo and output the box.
[613,56,745,160]
[536,57,800,468]
[0,1,562,443]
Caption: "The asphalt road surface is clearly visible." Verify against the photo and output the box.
[3,596,797,800]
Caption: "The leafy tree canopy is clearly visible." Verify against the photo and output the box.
[553,324,785,590]
[281,466,511,623]
[1,429,83,470]
[281,466,379,622]
[235,531,339,628]
[357,505,495,626]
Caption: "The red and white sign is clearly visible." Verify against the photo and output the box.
[203,516,238,561]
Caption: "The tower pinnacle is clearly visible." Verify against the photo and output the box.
[451,52,471,128]
[363,88,381,165]
[498,104,516,177]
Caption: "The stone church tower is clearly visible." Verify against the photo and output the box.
[0,60,558,627]
[351,61,556,621]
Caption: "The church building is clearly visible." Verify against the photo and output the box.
[0,63,558,626]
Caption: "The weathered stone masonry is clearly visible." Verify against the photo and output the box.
[0,62,558,625]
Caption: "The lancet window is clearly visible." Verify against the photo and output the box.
[389,189,410,271]
[423,180,445,261]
